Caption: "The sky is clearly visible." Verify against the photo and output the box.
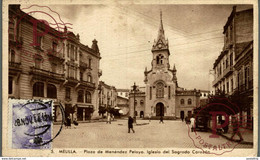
[20,4,253,90]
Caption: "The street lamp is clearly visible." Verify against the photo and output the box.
[132,82,138,123]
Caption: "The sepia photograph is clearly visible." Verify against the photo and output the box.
[2,0,258,157]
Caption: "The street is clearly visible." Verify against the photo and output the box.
[52,119,253,149]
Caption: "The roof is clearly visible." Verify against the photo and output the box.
[117,89,130,92]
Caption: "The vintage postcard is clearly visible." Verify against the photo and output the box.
[2,0,258,157]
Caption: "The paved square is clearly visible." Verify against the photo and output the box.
[53,119,252,148]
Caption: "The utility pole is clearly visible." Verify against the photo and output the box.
[132,82,137,123]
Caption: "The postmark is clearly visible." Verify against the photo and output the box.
[10,99,65,149]
[9,4,73,63]
[187,96,253,155]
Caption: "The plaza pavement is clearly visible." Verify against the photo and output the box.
[52,119,253,148]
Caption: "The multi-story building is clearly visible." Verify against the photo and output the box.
[117,89,130,99]
[8,5,102,122]
[212,6,253,95]
[129,12,201,119]
[98,81,117,113]
[212,6,253,128]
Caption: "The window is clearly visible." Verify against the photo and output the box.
[80,72,83,81]
[134,100,137,105]
[9,76,13,94]
[230,53,233,66]
[75,47,77,61]
[51,63,57,73]
[245,67,250,89]
[65,87,71,99]
[33,82,44,97]
[52,41,57,52]
[77,90,84,102]
[156,54,164,65]
[125,92,129,97]
[10,50,15,62]
[140,100,144,105]
[67,44,69,58]
[70,45,74,60]
[156,82,164,98]
[85,91,91,103]
[89,58,92,68]
[35,57,42,69]
[227,82,229,93]
[68,66,76,79]
[9,17,15,41]
[188,99,192,105]
[231,79,233,92]
[223,84,225,93]
[168,86,171,99]
[36,36,43,49]
[180,99,184,105]
[226,58,229,68]
[87,75,92,82]
[150,87,152,100]
[47,84,57,98]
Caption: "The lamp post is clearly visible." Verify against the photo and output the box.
[132,82,137,123]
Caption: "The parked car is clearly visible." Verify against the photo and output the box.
[195,115,209,131]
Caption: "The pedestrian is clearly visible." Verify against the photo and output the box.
[66,116,71,129]
[107,113,111,124]
[159,116,164,123]
[128,116,135,133]
[190,116,195,132]
[72,117,78,129]
[148,114,151,122]
[230,116,243,141]
[181,114,184,122]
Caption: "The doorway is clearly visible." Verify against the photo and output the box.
[156,102,164,116]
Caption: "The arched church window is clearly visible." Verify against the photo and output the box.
[156,82,164,98]
[156,54,164,65]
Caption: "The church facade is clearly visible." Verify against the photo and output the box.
[130,12,201,119]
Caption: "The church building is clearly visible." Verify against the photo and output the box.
[129,12,201,119]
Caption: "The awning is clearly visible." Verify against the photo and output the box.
[114,107,120,110]
[76,104,94,108]
[119,110,124,114]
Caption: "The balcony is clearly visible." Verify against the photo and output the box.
[235,80,253,94]
[47,49,65,62]
[79,61,89,70]
[30,67,65,81]
[212,75,222,86]
[79,80,95,90]
[9,61,22,75]
[223,65,233,78]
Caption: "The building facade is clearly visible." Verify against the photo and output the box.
[129,12,201,119]
[117,89,130,99]
[98,81,117,114]
[212,6,253,128]
[8,5,102,122]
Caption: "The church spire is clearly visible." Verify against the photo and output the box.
[152,10,169,52]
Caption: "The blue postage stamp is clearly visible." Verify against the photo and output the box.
[10,99,53,149]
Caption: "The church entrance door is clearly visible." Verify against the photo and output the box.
[156,102,164,116]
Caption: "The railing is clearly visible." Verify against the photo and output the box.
[80,80,95,88]
[47,50,65,60]
[236,80,254,93]
[30,67,65,80]
[9,61,21,69]
[79,61,88,70]
[223,65,233,77]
